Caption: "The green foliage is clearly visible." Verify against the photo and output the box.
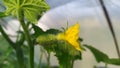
[0,35,9,50]
[84,45,120,65]
[84,44,109,63]
[107,58,120,65]
[54,41,81,59]
[32,24,45,38]
[3,0,50,23]
[0,12,7,18]
[0,36,18,68]
[53,41,81,68]
[32,24,62,37]
[46,29,62,35]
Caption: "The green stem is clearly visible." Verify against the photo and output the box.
[47,52,50,68]
[59,61,72,68]
[16,25,21,43]
[0,25,16,49]
[38,47,43,68]
[18,10,34,68]
[59,58,73,68]
[71,60,74,68]
[105,63,108,68]
[16,46,26,68]
[0,25,26,68]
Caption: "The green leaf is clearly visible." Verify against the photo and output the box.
[24,9,37,23]
[16,31,25,45]
[0,35,9,51]
[107,58,120,65]
[78,37,83,42]
[46,29,61,35]
[32,24,45,38]
[3,0,50,23]
[84,45,109,63]
[32,23,61,38]
[84,45,120,66]
[74,52,82,60]
[0,12,7,18]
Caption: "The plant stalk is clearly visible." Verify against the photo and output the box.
[71,60,74,68]
[0,25,16,49]
[59,57,73,68]
[16,46,26,68]
[47,52,50,68]
[0,25,25,68]
[38,47,43,68]
[105,63,108,68]
[18,10,34,68]
[99,0,120,58]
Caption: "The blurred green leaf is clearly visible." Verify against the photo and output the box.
[16,31,25,45]
[54,41,82,59]
[107,58,120,65]
[32,24,61,38]
[0,12,7,18]
[32,24,45,38]
[46,29,61,35]
[74,52,82,60]
[84,45,109,62]
[3,0,50,23]
[78,37,83,42]
[0,36,17,68]
[55,41,82,68]
[0,35,9,51]
[84,45,120,65]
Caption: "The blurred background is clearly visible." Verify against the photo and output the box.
[1,0,120,68]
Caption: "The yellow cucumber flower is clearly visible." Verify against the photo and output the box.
[57,23,81,51]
